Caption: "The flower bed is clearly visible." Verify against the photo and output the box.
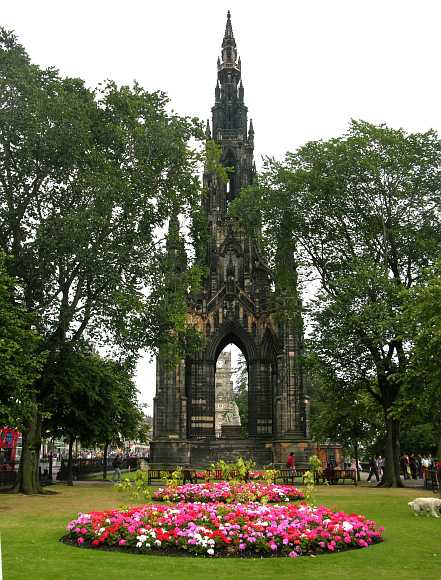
[152,482,304,503]
[63,502,384,557]
[194,470,265,480]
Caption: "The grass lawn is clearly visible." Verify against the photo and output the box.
[1,483,440,580]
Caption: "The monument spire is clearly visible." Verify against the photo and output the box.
[209,10,253,207]
[220,10,238,68]
[151,12,312,469]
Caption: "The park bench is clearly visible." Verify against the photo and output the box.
[321,468,357,485]
[196,469,243,481]
[424,469,440,492]
[147,467,198,485]
[273,468,308,485]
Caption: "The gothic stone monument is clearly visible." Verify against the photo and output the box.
[151,12,313,467]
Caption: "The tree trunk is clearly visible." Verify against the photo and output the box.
[66,437,75,486]
[381,414,403,487]
[103,441,109,480]
[12,410,43,494]
[354,440,360,483]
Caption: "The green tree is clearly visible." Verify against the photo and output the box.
[309,358,384,480]
[233,120,441,486]
[47,350,143,484]
[0,252,45,426]
[405,263,441,458]
[0,29,203,492]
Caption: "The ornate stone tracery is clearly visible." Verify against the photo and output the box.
[151,11,313,466]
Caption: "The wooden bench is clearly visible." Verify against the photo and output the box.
[147,467,199,485]
[273,468,308,485]
[195,469,243,481]
[321,468,357,485]
[424,469,440,492]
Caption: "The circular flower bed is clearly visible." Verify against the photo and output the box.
[63,502,384,558]
[153,482,304,503]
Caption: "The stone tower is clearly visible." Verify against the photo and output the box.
[151,12,312,466]
[214,351,241,438]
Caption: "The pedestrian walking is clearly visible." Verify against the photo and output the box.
[367,456,380,482]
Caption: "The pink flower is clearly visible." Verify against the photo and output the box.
[63,500,383,558]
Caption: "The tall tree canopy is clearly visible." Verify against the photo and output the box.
[0,28,204,492]
[405,262,441,458]
[0,251,45,426]
[232,120,441,486]
[46,350,144,484]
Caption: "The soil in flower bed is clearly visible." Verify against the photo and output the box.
[62,502,384,558]
[152,482,304,503]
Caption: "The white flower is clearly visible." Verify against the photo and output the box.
[137,534,147,543]
[207,548,214,556]
[155,540,162,547]
[342,521,353,532]
[136,541,142,548]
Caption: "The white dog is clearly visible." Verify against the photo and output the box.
[408,497,441,518]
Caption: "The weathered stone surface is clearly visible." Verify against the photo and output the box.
[215,351,241,438]
[151,12,313,467]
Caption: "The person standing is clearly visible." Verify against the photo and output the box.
[377,455,384,479]
[286,452,296,474]
[421,455,430,481]
[285,452,296,483]
[401,453,410,479]
[112,454,122,483]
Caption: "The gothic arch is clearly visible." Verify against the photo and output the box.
[206,320,256,363]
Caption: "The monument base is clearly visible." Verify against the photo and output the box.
[149,437,316,468]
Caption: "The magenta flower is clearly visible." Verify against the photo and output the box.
[63,502,383,558]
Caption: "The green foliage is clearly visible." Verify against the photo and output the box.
[45,349,143,449]
[0,252,46,426]
[0,29,204,490]
[233,120,441,486]
[204,140,230,185]
[403,263,441,456]
[302,455,324,505]
[210,456,255,482]
[262,468,279,484]
[308,354,384,454]
[116,469,153,502]
[161,466,183,488]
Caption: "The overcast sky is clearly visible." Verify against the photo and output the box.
[3,0,441,409]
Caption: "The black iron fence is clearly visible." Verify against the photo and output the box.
[57,456,142,480]
[0,461,18,486]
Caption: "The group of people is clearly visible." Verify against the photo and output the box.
[400,453,435,480]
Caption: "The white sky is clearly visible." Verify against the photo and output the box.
[3,0,441,409]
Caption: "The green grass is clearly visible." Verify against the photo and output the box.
[1,484,440,580]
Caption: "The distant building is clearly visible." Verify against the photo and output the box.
[215,351,241,438]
